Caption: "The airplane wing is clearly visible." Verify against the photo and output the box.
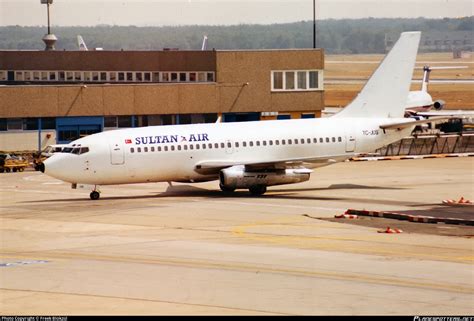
[194,154,349,175]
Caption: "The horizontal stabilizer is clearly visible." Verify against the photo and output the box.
[380,116,454,130]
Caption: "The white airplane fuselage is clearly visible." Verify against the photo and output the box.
[44,117,412,186]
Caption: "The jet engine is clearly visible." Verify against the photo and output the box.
[433,100,445,110]
[219,165,311,195]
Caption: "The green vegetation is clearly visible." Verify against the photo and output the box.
[1,17,472,53]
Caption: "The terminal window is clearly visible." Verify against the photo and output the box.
[272,70,322,92]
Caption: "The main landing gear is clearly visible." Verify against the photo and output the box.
[249,185,267,196]
[89,186,101,200]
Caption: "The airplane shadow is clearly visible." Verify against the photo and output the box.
[20,183,411,206]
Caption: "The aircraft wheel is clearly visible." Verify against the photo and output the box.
[90,191,100,200]
[219,183,235,193]
[249,185,267,196]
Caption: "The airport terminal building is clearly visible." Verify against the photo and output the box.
[0,49,324,151]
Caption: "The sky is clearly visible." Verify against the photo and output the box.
[0,0,472,27]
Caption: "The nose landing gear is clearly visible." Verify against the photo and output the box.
[89,186,101,200]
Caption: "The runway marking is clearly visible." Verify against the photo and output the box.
[211,199,345,211]
[231,216,474,264]
[1,252,472,295]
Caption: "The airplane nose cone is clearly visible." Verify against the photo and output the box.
[42,155,70,181]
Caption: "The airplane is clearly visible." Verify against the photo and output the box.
[77,35,88,51]
[42,32,442,200]
[77,35,103,51]
[201,35,208,51]
[405,65,469,118]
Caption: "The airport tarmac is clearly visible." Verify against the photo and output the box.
[1,157,473,315]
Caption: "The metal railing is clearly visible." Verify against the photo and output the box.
[376,133,474,156]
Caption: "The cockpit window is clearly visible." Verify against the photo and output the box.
[60,146,89,155]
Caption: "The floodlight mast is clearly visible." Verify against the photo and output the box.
[40,0,57,50]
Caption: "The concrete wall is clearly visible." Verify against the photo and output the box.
[0,130,56,152]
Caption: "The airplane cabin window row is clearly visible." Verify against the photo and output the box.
[130,136,343,153]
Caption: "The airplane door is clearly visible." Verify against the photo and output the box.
[109,140,125,165]
[345,134,356,152]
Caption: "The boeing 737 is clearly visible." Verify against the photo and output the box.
[43,32,432,200]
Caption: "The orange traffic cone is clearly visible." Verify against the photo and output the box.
[378,226,403,234]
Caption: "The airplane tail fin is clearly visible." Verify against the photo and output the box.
[334,31,421,119]
[77,35,88,51]
[201,35,208,51]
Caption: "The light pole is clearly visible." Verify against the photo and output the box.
[40,0,57,50]
[313,0,316,48]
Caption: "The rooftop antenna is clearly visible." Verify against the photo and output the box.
[41,0,57,50]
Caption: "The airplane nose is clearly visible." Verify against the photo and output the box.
[42,155,68,180]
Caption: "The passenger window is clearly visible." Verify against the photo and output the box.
[243,142,247,147]
[137,147,142,153]
[190,145,194,150]
[332,137,336,143]
[144,147,148,152]
[301,139,305,144]
[235,142,239,148]
[256,141,260,146]
[208,143,213,149]
[151,146,155,152]
[275,140,279,145]
[282,139,286,145]
[131,148,135,153]
[214,143,219,148]
[184,145,188,150]
[171,146,175,151]
[288,140,292,145]
[227,142,231,148]
[249,141,254,147]
[196,144,200,150]
[307,138,311,144]
[178,145,181,151]
[164,146,168,151]
[320,138,323,143]
[326,137,330,143]
[202,144,206,149]
[338,137,342,142]
[294,139,298,144]
[269,140,273,146]
[263,141,267,146]
[158,146,162,152]
[220,143,225,148]
[313,138,317,143]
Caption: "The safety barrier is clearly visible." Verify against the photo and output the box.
[345,209,474,226]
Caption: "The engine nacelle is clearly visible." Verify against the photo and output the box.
[433,100,445,110]
[219,165,311,190]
